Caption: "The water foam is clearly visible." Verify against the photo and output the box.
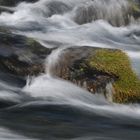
[0,0,140,118]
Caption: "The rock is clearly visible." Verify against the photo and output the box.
[45,47,140,103]
[88,49,140,103]
[0,6,14,13]
[0,0,38,6]
[45,47,117,99]
[129,0,140,19]
[0,28,52,76]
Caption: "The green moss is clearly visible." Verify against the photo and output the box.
[88,49,140,103]
[132,4,140,12]
[128,0,140,18]
[0,27,11,33]
[26,38,38,46]
[26,37,52,55]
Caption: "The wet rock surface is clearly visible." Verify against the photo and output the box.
[0,28,51,76]
[0,0,38,6]
[49,47,117,95]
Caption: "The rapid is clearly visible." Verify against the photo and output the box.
[0,0,140,139]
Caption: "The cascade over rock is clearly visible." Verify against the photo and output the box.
[0,29,117,100]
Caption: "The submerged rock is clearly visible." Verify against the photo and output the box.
[130,1,140,19]
[0,28,52,76]
[0,0,38,6]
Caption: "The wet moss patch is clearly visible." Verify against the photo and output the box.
[88,49,140,103]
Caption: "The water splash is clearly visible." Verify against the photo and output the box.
[45,47,66,76]
[72,0,130,26]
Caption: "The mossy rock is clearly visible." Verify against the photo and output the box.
[25,38,52,56]
[88,49,140,103]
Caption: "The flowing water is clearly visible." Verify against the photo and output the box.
[0,0,140,139]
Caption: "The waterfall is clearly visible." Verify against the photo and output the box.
[72,0,130,26]
[45,47,66,77]
[105,82,115,102]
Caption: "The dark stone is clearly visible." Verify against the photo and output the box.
[0,28,52,76]
[0,0,38,6]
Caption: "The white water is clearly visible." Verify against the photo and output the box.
[0,0,140,139]
[22,74,140,119]
[0,0,140,126]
